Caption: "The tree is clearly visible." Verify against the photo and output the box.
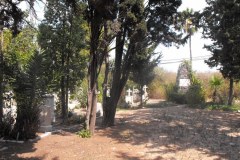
[38,0,87,122]
[66,0,185,131]
[202,0,240,105]
[102,0,185,127]
[0,26,45,139]
[209,75,223,103]
[180,8,198,68]
[0,0,39,127]
[130,44,160,106]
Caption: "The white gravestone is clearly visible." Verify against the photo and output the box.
[125,89,133,104]
[96,102,103,117]
[142,85,149,101]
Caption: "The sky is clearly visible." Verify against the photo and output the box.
[158,0,217,73]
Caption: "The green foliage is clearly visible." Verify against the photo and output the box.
[210,75,223,88]
[164,83,186,104]
[203,0,240,81]
[130,44,160,88]
[169,92,187,104]
[206,104,240,112]
[11,51,46,140]
[71,78,88,108]
[185,84,205,107]
[164,83,175,101]
[0,112,15,138]
[76,129,91,138]
[186,72,205,106]
[209,75,223,103]
[149,67,176,99]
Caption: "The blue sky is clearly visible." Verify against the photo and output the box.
[159,0,217,72]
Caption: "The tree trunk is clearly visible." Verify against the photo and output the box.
[227,78,234,106]
[61,48,67,122]
[89,85,97,133]
[0,31,3,123]
[65,74,69,117]
[213,88,217,103]
[61,75,67,122]
[140,84,143,106]
[102,95,119,126]
[189,35,192,68]
[85,12,102,134]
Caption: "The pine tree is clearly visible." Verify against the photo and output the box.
[38,0,87,122]
[202,0,240,105]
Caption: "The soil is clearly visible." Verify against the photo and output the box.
[0,100,240,160]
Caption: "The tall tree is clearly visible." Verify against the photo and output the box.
[102,0,185,127]
[0,0,39,127]
[84,0,116,134]
[130,44,160,106]
[180,8,198,67]
[1,26,44,139]
[209,75,223,103]
[202,0,240,105]
[38,0,87,122]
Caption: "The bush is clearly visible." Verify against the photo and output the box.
[169,92,187,104]
[76,129,91,138]
[10,52,45,140]
[185,84,205,107]
[164,83,175,101]
[0,112,15,139]
[165,84,186,104]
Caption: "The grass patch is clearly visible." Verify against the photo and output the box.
[206,104,240,112]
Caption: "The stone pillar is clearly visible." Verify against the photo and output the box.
[39,94,55,132]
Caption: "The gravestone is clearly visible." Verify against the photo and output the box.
[142,85,149,102]
[125,88,133,104]
[96,102,103,117]
[39,94,55,132]
[176,62,191,93]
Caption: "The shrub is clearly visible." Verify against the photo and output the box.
[165,84,186,104]
[169,92,187,104]
[0,112,15,139]
[10,52,45,140]
[76,129,91,138]
[185,84,205,107]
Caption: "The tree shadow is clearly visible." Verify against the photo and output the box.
[0,140,51,160]
[97,105,240,159]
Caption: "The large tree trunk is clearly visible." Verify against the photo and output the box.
[85,79,97,133]
[102,30,134,126]
[85,11,102,134]
[61,75,67,122]
[227,78,234,106]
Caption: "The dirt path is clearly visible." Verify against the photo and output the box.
[1,101,240,160]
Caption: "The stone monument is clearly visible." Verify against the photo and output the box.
[39,94,55,132]
[176,61,191,93]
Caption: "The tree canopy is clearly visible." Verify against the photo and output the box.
[202,0,240,105]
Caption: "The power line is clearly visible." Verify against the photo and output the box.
[160,55,211,62]
[160,57,209,65]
